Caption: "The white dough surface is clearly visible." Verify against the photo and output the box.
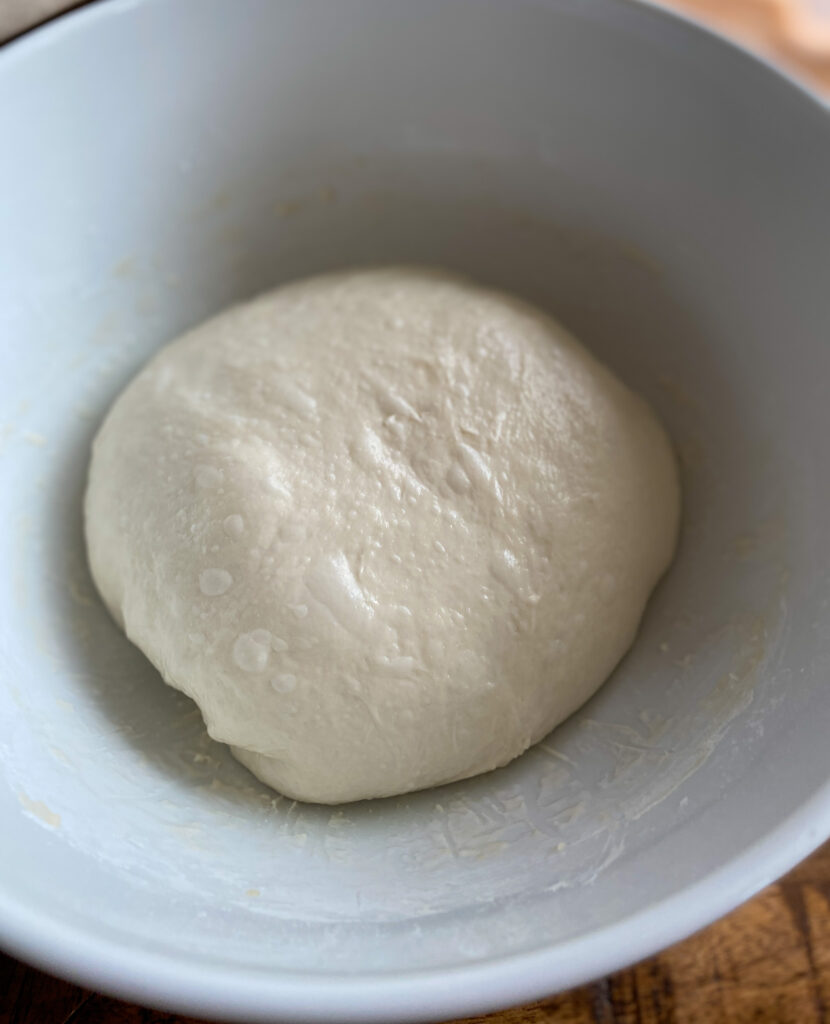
[85,268,680,803]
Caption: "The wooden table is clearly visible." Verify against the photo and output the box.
[2,839,828,1023]
[2,2,829,1023]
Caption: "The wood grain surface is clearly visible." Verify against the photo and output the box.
[1,839,828,1023]
[2,2,828,1024]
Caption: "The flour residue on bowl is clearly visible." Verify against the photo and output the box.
[18,789,61,830]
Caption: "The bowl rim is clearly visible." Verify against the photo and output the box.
[1,0,829,1020]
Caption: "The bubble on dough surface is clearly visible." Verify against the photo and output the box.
[194,465,223,489]
[223,513,245,537]
[233,631,272,673]
[271,673,297,693]
[199,568,233,596]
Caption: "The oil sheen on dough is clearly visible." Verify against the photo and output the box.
[85,267,680,803]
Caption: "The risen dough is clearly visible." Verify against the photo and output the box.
[85,268,679,804]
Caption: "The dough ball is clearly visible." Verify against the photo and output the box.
[85,268,680,804]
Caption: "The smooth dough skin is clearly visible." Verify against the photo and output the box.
[85,268,680,804]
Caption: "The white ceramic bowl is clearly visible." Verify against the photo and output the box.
[2,1,830,1020]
